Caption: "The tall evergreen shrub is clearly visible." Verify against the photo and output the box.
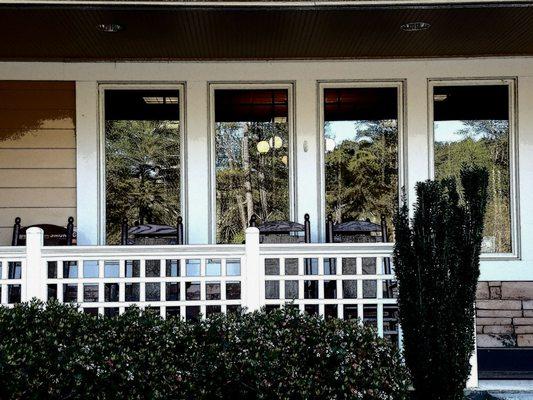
[393,166,489,400]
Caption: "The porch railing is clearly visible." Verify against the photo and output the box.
[0,228,485,387]
[0,227,399,343]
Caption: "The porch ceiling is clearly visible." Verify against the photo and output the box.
[2,3,533,60]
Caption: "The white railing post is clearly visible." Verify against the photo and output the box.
[244,227,261,312]
[25,227,46,302]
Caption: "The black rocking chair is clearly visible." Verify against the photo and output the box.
[249,214,311,244]
[120,217,185,245]
[12,216,76,246]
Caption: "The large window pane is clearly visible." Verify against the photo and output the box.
[433,84,512,253]
[214,88,290,244]
[104,89,181,244]
[323,87,399,242]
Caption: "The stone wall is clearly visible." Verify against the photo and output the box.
[476,281,533,348]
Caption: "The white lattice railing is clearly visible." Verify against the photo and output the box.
[258,243,398,342]
[0,227,399,344]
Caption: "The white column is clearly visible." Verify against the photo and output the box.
[405,76,430,210]
[295,79,319,242]
[186,81,210,244]
[244,227,261,311]
[76,81,100,245]
[25,227,46,301]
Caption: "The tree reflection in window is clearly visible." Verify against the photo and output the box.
[104,90,180,244]
[433,84,512,253]
[324,87,399,242]
[215,89,290,244]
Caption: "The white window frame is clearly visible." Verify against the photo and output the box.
[208,82,296,244]
[98,82,187,245]
[428,78,520,260]
[317,80,407,242]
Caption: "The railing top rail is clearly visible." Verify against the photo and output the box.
[41,244,246,258]
[0,246,26,258]
[1,243,394,258]
[259,242,394,256]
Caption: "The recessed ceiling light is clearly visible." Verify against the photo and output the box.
[400,22,431,32]
[434,94,448,102]
[97,23,123,33]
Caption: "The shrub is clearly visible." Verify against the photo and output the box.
[393,166,489,400]
[0,301,409,399]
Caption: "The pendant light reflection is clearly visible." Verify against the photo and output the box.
[268,136,283,149]
[257,140,270,154]
[257,136,284,154]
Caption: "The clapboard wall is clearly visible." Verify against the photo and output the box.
[0,81,76,244]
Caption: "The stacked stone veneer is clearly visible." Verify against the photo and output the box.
[476,281,533,348]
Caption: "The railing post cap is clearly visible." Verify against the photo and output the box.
[245,227,260,235]
[26,227,44,235]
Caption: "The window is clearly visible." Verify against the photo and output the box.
[213,86,292,244]
[321,84,401,242]
[103,87,182,244]
[431,81,515,254]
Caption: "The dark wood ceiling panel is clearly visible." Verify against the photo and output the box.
[0,4,533,60]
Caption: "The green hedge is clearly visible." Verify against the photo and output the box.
[0,301,409,399]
